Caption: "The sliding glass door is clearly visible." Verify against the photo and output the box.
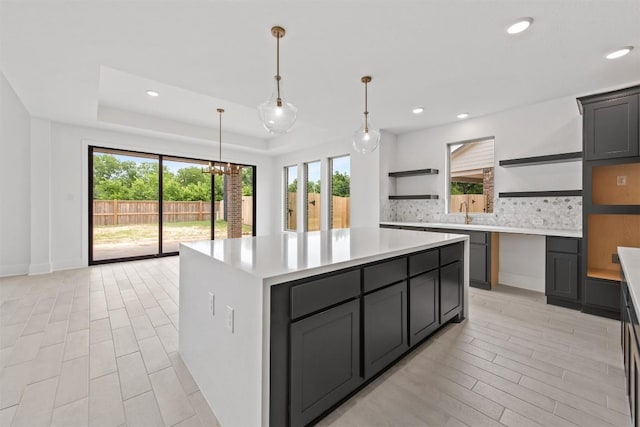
[89,146,256,264]
[162,157,212,253]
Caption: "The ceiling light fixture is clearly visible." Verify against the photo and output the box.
[506,18,533,35]
[606,46,633,59]
[203,109,241,176]
[146,90,160,97]
[412,107,425,114]
[352,76,381,154]
[258,26,297,134]
[457,113,469,119]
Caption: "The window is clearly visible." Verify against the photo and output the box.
[305,161,321,231]
[284,165,298,231]
[89,146,256,264]
[447,138,495,214]
[329,156,350,229]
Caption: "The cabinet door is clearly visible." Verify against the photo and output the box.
[290,299,361,427]
[409,270,439,347]
[470,244,488,287]
[545,252,579,301]
[364,282,408,379]
[584,94,639,160]
[440,262,462,324]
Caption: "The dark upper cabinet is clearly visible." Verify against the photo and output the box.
[290,299,361,427]
[440,261,462,324]
[546,252,579,300]
[363,282,408,379]
[583,94,639,161]
[409,270,439,346]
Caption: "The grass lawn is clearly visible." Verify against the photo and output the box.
[94,220,252,244]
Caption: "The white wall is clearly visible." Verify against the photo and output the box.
[46,122,275,271]
[391,96,584,292]
[0,71,31,276]
[271,131,395,232]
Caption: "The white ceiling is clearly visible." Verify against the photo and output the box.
[1,0,639,154]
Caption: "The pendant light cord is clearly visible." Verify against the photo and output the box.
[276,33,282,106]
[364,80,369,133]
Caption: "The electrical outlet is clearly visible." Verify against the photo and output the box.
[532,218,544,226]
[226,306,234,333]
[208,292,215,317]
[617,175,627,186]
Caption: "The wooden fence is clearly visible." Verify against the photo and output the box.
[450,194,487,213]
[286,193,350,230]
[93,198,253,226]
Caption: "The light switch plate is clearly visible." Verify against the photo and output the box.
[208,292,215,317]
[226,305,234,333]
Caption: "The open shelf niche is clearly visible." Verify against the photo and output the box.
[388,167,439,201]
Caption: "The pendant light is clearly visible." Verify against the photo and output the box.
[204,109,241,176]
[258,26,298,134]
[352,76,380,154]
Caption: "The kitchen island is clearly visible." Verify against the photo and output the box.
[179,227,469,427]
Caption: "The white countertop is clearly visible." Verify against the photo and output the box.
[620,247,640,314]
[181,227,468,284]
[380,221,582,238]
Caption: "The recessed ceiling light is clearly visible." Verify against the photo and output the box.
[606,47,633,59]
[457,113,469,119]
[506,18,533,35]
[412,107,424,114]
[146,90,160,97]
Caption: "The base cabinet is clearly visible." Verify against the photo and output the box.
[290,299,361,427]
[545,237,582,309]
[363,282,408,379]
[271,242,465,426]
[409,270,439,346]
[622,276,639,426]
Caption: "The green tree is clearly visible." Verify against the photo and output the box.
[288,178,297,193]
[307,180,321,194]
[331,172,350,197]
[450,182,483,195]
[242,167,253,196]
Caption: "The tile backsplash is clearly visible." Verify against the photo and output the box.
[384,196,582,231]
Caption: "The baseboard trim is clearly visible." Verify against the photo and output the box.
[29,262,52,275]
[0,263,29,277]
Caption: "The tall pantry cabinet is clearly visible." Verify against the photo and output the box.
[578,85,640,319]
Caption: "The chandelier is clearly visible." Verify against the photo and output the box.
[204,108,241,176]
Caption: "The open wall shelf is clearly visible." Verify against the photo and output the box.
[499,152,582,167]
[388,195,439,200]
[498,190,582,198]
[388,169,439,177]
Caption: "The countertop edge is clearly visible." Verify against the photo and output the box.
[380,221,582,238]
[619,247,640,318]
[263,234,469,286]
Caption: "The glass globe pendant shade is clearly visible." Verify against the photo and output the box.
[258,78,297,134]
[352,117,380,154]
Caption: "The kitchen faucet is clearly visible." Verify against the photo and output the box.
[459,201,471,224]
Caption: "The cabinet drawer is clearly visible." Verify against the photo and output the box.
[584,278,621,311]
[290,270,360,319]
[409,249,439,277]
[440,242,464,266]
[363,258,406,293]
[547,237,580,254]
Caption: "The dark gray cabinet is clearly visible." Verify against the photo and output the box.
[290,299,361,427]
[545,236,581,309]
[583,93,639,161]
[622,277,639,426]
[271,242,464,426]
[363,282,408,378]
[409,269,439,346]
[441,261,463,323]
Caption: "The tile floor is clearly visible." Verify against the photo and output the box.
[0,257,632,427]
